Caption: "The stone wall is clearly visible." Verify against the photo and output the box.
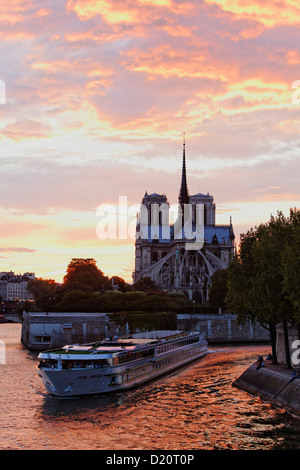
[233,363,300,416]
[21,311,270,351]
[177,313,270,343]
[21,312,110,350]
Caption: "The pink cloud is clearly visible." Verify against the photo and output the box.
[0,247,37,253]
[2,119,52,140]
[0,0,298,283]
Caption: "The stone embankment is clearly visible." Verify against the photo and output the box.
[232,360,300,416]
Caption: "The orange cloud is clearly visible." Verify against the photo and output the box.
[2,119,52,141]
[33,9,50,18]
[0,0,299,284]
[204,0,300,27]
[139,0,172,5]
[0,0,32,24]
[66,0,196,26]
[0,247,37,253]
[286,50,300,65]
[66,0,139,23]
[121,44,214,79]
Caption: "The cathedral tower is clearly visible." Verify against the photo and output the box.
[133,140,235,302]
[178,133,189,214]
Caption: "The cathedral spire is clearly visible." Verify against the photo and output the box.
[178,132,189,211]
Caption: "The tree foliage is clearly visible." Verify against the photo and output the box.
[27,259,198,314]
[226,209,300,366]
[208,269,228,310]
[27,278,62,311]
[63,258,109,292]
[282,209,300,322]
[132,277,160,292]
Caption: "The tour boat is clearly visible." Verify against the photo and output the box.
[37,330,207,398]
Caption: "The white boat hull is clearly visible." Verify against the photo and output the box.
[37,343,207,398]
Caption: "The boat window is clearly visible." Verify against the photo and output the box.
[155,336,199,354]
[39,358,109,369]
[38,359,57,369]
[61,359,109,369]
[117,347,155,364]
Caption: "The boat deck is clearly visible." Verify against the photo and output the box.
[42,332,199,356]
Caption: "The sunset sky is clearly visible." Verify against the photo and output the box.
[0,0,299,283]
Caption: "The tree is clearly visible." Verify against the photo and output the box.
[110,276,131,292]
[133,277,160,292]
[226,210,300,367]
[208,269,228,310]
[226,228,261,324]
[282,208,300,338]
[56,290,99,312]
[250,218,290,366]
[27,278,62,311]
[63,258,108,292]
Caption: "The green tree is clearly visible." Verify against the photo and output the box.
[133,277,160,292]
[56,290,99,312]
[208,269,228,310]
[226,210,299,367]
[251,217,291,367]
[63,258,109,292]
[226,228,260,322]
[282,208,300,337]
[27,278,62,311]
[110,276,131,292]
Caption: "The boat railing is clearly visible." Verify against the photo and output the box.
[38,359,109,370]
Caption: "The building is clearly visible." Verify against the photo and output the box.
[132,138,235,302]
[0,272,35,302]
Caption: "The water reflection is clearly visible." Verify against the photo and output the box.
[39,392,125,419]
[35,346,281,450]
[2,323,300,450]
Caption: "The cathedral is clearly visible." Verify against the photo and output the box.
[132,139,235,302]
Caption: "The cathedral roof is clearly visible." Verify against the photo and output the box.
[143,223,233,245]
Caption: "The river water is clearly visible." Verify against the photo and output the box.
[1,323,300,451]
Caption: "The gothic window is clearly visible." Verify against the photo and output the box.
[212,234,218,244]
[189,251,196,266]
[152,252,158,263]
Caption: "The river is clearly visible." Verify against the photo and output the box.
[1,323,300,451]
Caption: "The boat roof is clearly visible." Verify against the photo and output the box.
[38,331,201,358]
[60,337,159,354]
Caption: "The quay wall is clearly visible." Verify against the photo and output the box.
[233,363,300,416]
[21,312,110,351]
[177,313,269,344]
[21,311,270,351]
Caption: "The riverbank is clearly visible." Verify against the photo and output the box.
[232,359,300,417]
[21,311,270,351]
